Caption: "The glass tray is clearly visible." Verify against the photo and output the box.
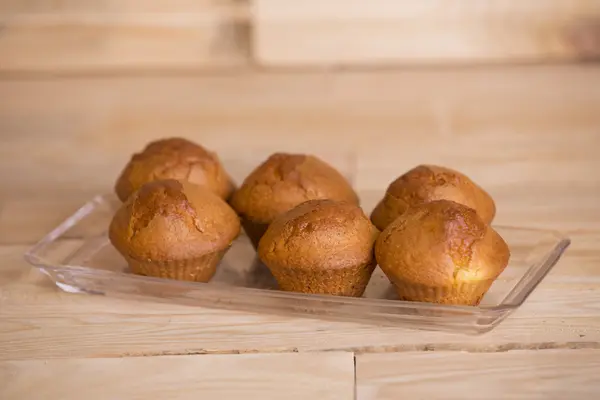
[24,193,570,334]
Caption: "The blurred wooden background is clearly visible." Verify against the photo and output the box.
[0,0,599,237]
[1,0,599,228]
[1,0,600,72]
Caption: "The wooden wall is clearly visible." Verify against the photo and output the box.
[0,1,249,73]
[1,0,600,73]
[255,0,600,67]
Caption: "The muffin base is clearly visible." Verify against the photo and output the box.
[241,219,270,250]
[392,279,495,306]
[125,249,228,283]
[267,260,377,297]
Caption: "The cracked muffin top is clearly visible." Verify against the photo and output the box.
[114,137,235,202]
[370,165,496,231]
[230,153,359,224]
[258,199,379,271]
[109,179,240,262]
[375,199,509,290]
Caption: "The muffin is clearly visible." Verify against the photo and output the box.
[231,153,359,248]
[109,179,240,282]
[370,165,495,231]
[258,199,379,297]
[115,137,235,202]
[375,200,510,305]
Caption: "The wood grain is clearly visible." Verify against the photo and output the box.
[3,0,600,71]
[1,65,599,200]
[0,0,247,14]
[0,1,250,73]
[1,241,599,361]
[356,350,600,399]
[255,0,600,66]
[0,352,355,400]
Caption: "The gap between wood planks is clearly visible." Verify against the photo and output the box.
[0,60,594,80]
[83,341,600,359]
[353,353,358,400]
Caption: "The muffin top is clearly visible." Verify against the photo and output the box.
[115,137,235,202]
[109,179,240,262]
[370,165,495,231]
[231,153,359,224]
[258,199,379,270]
[375,200,510,288]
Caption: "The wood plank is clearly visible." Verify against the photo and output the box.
[0,65,598,198]
[0,198,92,245]
[356,350,600,399]
[0,2,249,73]
[0,352,355,400]
[254,0,600,66]
[0,0,247,14]
[1,244,599,360]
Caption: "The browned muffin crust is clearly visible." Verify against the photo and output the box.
[370,165,495,231]
[231,153,358,224]
[258,199,379,296]
[115,138,235,202]
[109,179,240,263]
[375,200,509,305]
[231,153,358,249]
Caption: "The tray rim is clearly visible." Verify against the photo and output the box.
[23,193,572,316]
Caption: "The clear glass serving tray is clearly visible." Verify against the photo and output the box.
[24,193,570,334]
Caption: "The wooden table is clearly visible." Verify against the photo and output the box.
[1,63,599,399]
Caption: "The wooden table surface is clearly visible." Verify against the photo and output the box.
[1,64,600,399]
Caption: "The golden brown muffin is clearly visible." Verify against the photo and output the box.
[231,153,359,248]
[370,165,495,231]
[258,199,379,297]
[115,137,235,202]
[109,179,240,282]
[375,200,510,306]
